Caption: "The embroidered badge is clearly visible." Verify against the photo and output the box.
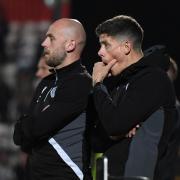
[50,87,57,98]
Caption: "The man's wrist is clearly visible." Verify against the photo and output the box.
[93,79,102,87]
[93,81,102,88]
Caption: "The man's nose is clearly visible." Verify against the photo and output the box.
[98,48,104,58]
[41,38,49,47]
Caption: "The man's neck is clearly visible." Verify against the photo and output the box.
[56,55,80,69]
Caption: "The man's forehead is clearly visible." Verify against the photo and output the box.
[46,24,57,34]
[46,26,61,38]
[99,34,113,42]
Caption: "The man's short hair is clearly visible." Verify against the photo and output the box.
[95,15,144,50]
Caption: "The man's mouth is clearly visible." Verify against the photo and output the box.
[43,50,50,56]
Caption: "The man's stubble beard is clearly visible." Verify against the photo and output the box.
[45,53,66,68]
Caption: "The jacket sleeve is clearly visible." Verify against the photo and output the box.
[93,70,174,136]
[21,74,92,140]
[13,115,33,153]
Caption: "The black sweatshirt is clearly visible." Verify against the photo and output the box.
[92,47,178,180]
[14,60,92,180]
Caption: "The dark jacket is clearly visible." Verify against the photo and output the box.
[13,60,92,180]
[91,47,178,180]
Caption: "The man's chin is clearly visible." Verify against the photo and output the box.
[46,62,55,68]
[44,54,49,59]
[45,59,52,67]
[46,60,59,68]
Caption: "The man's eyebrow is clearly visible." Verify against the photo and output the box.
[100,40,108,46]
[99,40,106,44]
[45,33,55,39]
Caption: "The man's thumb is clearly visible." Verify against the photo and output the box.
[106,59,117,70]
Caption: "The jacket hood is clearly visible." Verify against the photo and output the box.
[142,44,170,71]
[123,45,170,75]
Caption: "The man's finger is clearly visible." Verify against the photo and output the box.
[106,59,117,70]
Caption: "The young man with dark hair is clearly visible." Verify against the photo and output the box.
[92,15,177,180]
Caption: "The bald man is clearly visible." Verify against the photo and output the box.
[13,18,92,180]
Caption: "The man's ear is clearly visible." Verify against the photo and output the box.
[65,40,76,52]
[124,41,131,55]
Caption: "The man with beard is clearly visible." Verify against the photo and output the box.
[13,18,92,180]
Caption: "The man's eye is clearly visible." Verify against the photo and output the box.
[105,44,110,49]
[48,35,55,41]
